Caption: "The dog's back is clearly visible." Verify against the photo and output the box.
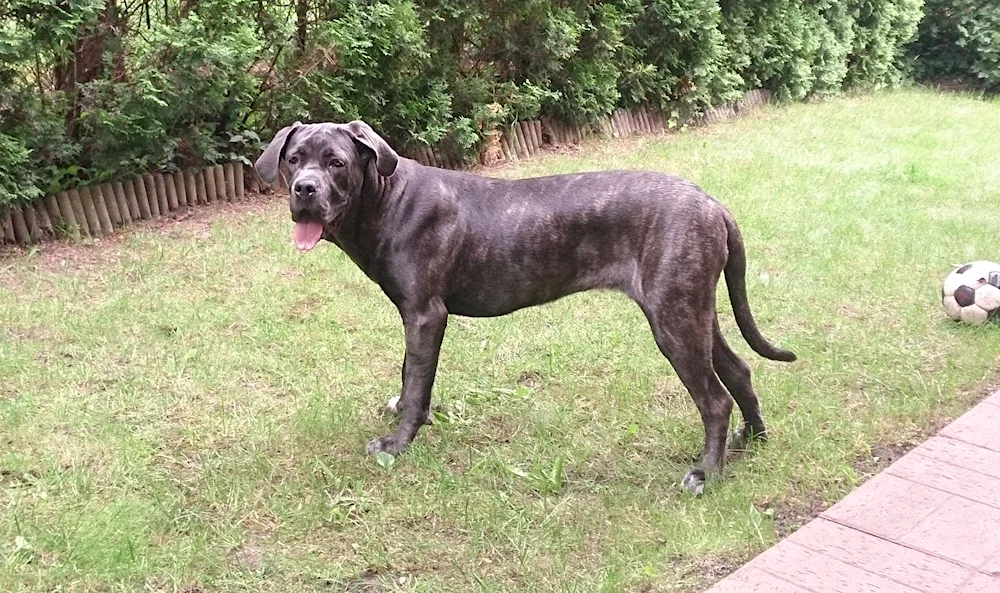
[418,167,727,317]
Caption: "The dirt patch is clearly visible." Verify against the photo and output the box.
[143,577,210,593]
[323,569,411,592]
[234,543,265,573]
[852,441,916,482]
[516,369,543,388]
[673,553,752,593]
[230,520,278,574]
[764,495,829,540]
[285,296,326,322]
[925,78,988,96]
[0,190,281,279]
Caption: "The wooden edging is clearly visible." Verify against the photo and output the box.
[396,89,770,170]
[0,162,255,246]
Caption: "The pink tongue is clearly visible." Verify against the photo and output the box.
[293,221,324,252]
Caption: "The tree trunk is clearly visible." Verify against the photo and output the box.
[56,1,125,143]
[295,0,309,54]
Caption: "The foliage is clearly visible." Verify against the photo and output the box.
[0,0,938,206]
[910,0,1000,90]
[0,132,40,205]
[845,0,925,89]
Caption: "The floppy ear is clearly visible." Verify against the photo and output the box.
[346,121,399,177]
[255,122,302,185]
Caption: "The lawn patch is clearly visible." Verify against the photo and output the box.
[2,89,999,592]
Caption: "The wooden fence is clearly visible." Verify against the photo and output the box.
[1,89,770,246]
[406,89,771,168]
[0,162,255,246]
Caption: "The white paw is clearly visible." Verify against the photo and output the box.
[384,395,400,415]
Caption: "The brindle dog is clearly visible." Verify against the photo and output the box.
[255,121,796,495]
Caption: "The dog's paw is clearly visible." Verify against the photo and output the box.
[728,424,768,452]
[681,469,707,497]
[384,395,401,416]
[366,434,410,457]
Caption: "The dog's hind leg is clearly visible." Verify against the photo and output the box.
[643,303,733,496]
[712,316,767,451]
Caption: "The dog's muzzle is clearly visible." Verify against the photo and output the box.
[289,174,329,252]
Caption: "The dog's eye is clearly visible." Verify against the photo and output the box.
[287,156,299,165]
[331,159,345,168]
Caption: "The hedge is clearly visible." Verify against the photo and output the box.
[0,0,929,209]
[909,0,1000,90]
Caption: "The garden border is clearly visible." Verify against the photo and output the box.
[0,90,769,246]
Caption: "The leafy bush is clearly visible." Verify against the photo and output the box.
[0,0,935,208]
[623,0,737,111]
[0,133,41,205]
[845,0,925,89]
[910,0,1000,90]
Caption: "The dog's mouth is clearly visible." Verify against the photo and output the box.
[293,219,325,252]
[292,209,344,252]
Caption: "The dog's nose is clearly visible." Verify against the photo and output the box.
[293,180,317,198]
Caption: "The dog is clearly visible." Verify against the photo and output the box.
[255,120,796,495]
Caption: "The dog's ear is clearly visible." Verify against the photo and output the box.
[346,121,398,177]
[255,122,302,185]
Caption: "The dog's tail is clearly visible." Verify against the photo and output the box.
[722,212,797,362]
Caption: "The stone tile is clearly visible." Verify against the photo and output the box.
[900,496,1000,568]
[792,518,972,593]
[979,550,1000,578]
[752,540,916,593]
[916,437,1000,481]
[822,473,952,539]
[707,393,1000,593]
[956,572,1000,593]
[704,565,809,593]
[939,401,1000,453]
[886,452,1000,509]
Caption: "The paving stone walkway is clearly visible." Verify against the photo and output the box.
[706,391,1000,593]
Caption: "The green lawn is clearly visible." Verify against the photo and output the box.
[2,88,999,592]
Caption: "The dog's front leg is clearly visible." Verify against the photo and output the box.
[366,299,448,456]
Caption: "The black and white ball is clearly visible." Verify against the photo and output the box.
[941,261,1000,325]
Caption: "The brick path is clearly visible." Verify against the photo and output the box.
[706,392,1000,593]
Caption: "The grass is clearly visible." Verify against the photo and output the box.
[2,88,999,592]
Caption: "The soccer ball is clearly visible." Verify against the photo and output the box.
[941,261,1000,325]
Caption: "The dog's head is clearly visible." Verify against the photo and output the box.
[254,121,399,252]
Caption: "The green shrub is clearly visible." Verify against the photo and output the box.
[0,133,41,206]
[0,0,935,207]
[910,0,1000,90]
[845,0,925,89]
